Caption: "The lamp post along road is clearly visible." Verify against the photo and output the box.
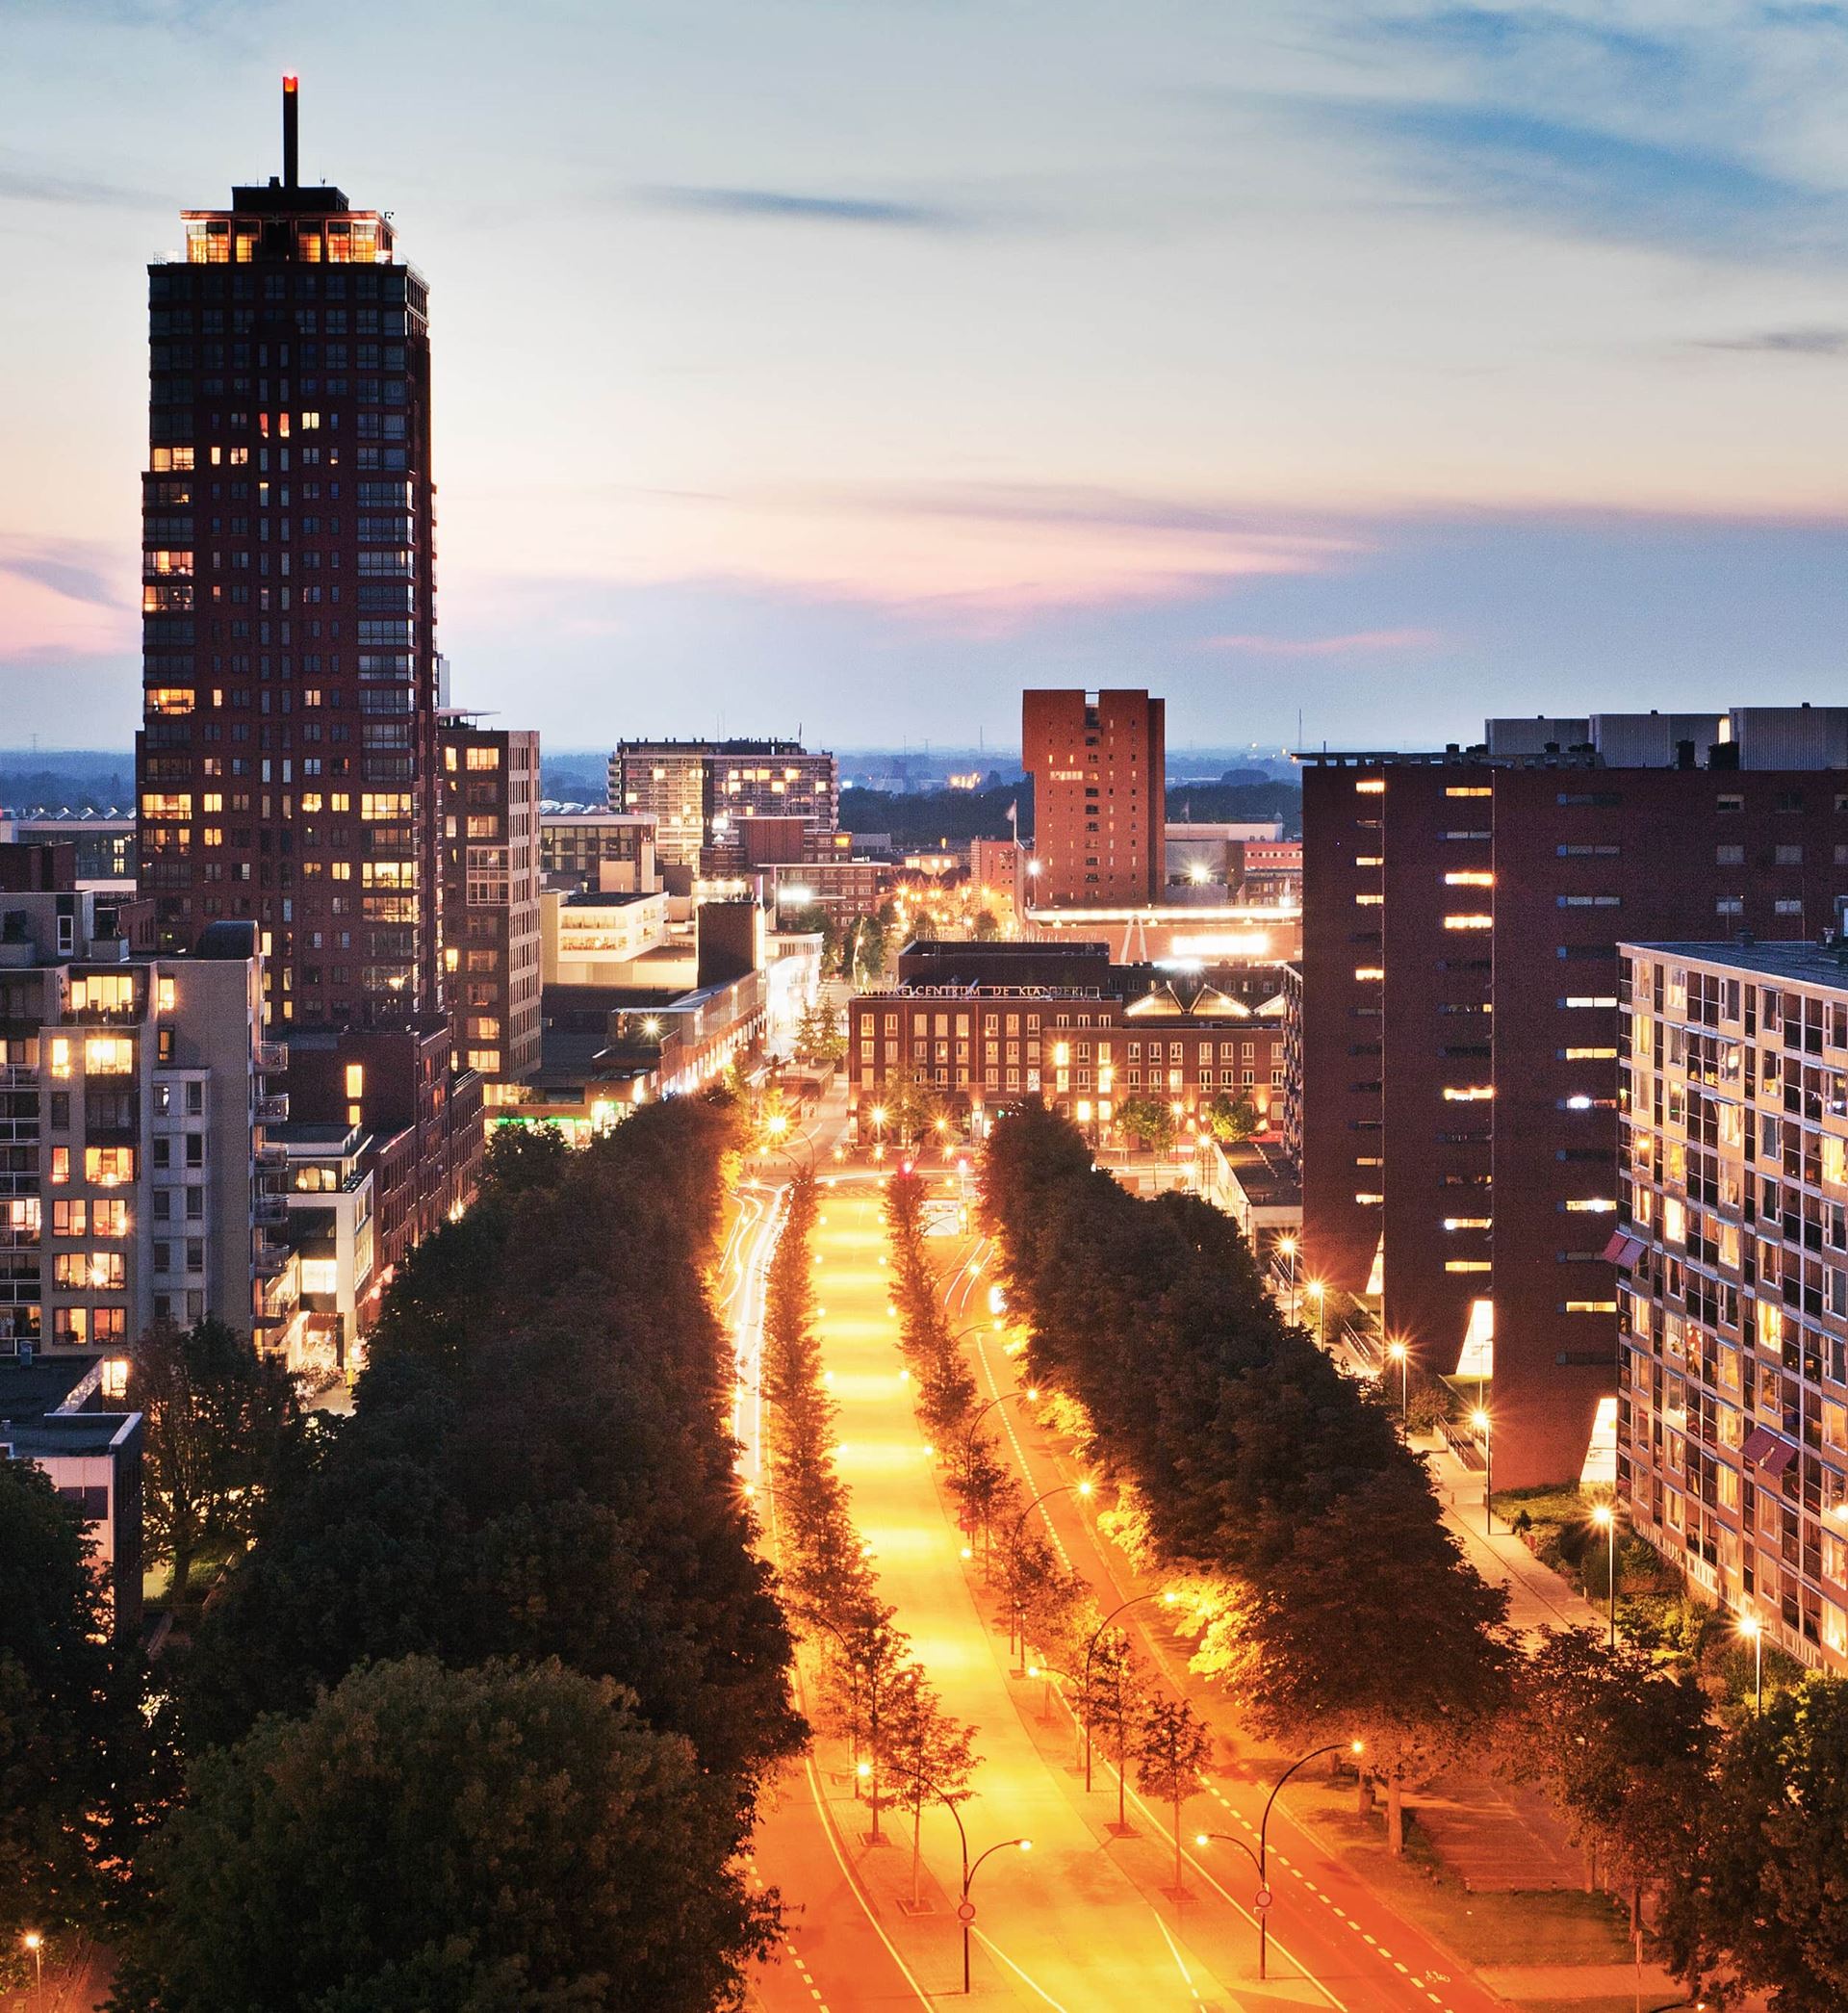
[1199,1740,1363,1980]
[1739,1612,1763,1716]
[1592,1503,1617,1649]
[1080,1589,1175,1794]
[1388,1338,1409,1420]
[914,1780,1032,1998]
[1004,1479,1090,1667]
[1473,1407,1494,1536]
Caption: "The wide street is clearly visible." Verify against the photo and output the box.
[732,1137,1513,2012]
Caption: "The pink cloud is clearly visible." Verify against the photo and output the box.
[1201,627,1444,657]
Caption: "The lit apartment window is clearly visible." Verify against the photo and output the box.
[1445,787,1492,799]
[1561,995,1618,1009]
[1560,1046,1617,1061]
[1561,1300,1618,1314]
[1355,780,1386,795]
[1444,871,1494,887]
[1446,1260,1492,1273]
[1355,892,1383,906]
[1444,915,1493,931]
[1443,1217,1493,1230]
[1443,1086,1494,1101]
[1564,1199,1617,1213]
[1353,967,1385,981]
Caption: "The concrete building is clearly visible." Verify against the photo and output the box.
[3,1398,145,1638]
[540,812,659,894]
[610,739,839,869]
[273,1122,375,1366]
[0,816,136,885]
[1616,939,1848,1677]
[0,887,275,1357]
[541,889,673,987]
[439,722,542,1098]
[1297,705,1848,1489]
[1022,689,1165,906]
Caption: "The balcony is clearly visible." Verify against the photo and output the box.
[253,1235,292,1277]
[255,1041,290,1074]
[254,1193,289,1227]
[255,1092,289,1123]
[254,1142,288,1171]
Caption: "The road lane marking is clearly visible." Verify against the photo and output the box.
[970,1926,1074,2011]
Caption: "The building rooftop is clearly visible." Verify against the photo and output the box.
[0,1358,92,1423]
[2,1413,139,1459]
[1625,939,1848,988]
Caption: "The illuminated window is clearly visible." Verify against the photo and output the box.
[49,1038,72,1079]
[1446,1260,1492,1273]
[157,978,177,1014]
[1443,915,1493,931]
[1353,967,1385,982]
[147,687,195,716]
[466,746,502,771]
[1564,1199,1617,1213]
[52,1201,87,1237]
[1444,870,1494,887]
[53,1307,90,1345]
[85,1038,134,1074]
[1562,1300,1618,1314]
[49,1147,70,1186]
[299,1259,340,1296]
[1354,779,1386,795]
[85,1147,136,1186]
[1355,892,1383,906]
[93,1200,127,1237]
[467,1049,502,1074]
[1445,786,1492,798]
[1562,995,1618,1009]
[1443,1086,1494,1101]
[1443,1217,1493,1230]
[345,1064,365,1099]
[1562,1046,1616,1061]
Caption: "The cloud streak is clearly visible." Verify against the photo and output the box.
[0,537,128,609]
[635,185,970,231]
[1201,628,1444,658]
[1698,326,1848,356]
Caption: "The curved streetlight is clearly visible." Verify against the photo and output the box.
[1003,1480,1091,1667]
[959,1386,1039,1503]
[1081,1589,1179,1794]
[912,1782,1031,1998]
[1197,1739,1363,1979]
[1275,1233,1299,1321]
[806,1612,869,1794]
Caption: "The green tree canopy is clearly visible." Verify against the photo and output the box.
[121,1656,775,2013]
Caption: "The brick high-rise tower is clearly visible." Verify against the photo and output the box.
[1022,688,1165,906]
[138,78,440,1033]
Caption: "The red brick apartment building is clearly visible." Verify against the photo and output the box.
[848,941,1285,1138]
[1023,689,1164,906]
[1298,708,1848,1487]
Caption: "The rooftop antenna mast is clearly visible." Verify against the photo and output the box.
[283,74,299,189]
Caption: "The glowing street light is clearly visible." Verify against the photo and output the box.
[1081,1589,1179,1798]
[1304,1277,1326,1349]
[1004,1480,1092,1667]
[1195,1740,1363,1979]
[1738,1611,1763,1716]
[1473,1407,1494,1535]
[22,1930,42,2006]
[1386,1337,1409,1419]
[1591,1502,1617,1648]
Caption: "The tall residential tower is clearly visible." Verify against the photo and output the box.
[138,77,441,1032]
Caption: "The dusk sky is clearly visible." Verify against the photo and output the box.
[2,0,1846,754]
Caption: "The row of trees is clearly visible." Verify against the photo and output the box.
[882,1166,1217,1881]
[979,1100,1848,2004]
[113,1102,806,2012]
[761,1171,977,1900]
[981,1101,1513,1852]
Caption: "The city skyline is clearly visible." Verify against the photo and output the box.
[3,1,1847,752]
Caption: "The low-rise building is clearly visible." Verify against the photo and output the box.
[541,889,673,986]
[1617,938,1848,1676]
[4,1402,144,1637]
[540,813,660,894]
[849,940,1287,1140]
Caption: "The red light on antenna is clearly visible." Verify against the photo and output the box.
[283,74,298,90]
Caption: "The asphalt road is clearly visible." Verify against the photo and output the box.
[730,1136,1527,2011]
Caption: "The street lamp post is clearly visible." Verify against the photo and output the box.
[1739,1611,1763,1716]
[1387,1338,1409,1420]
[1276,1235,1299,1323]
[1472,1407,1494,1536]
[808,1613,867,1793]
[1080,1589,1177,1794]
[1197,1740,1363,1980]
[917,1784,1032,1997]
[22,1932,42,2010]
[1003,1480,1091,1667]
[1591,1503,1617,1649]
[1305,1278,1325,1349]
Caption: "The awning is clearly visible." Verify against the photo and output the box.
[1604,1230,1647,1269]
[1741,1426,1799,1477]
